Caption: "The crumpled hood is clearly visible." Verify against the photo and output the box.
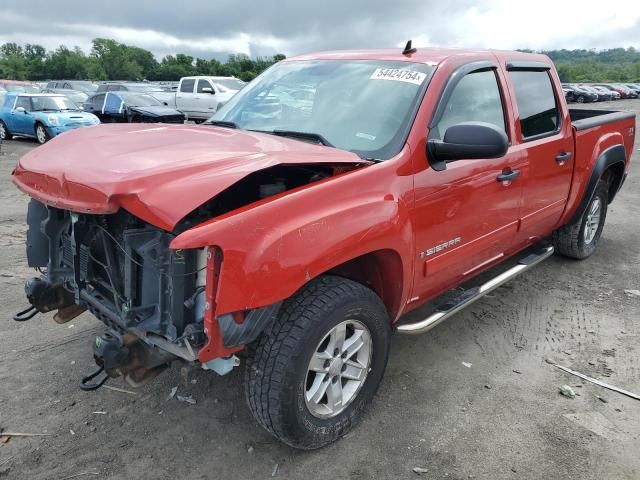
[13,123,366,231]
[128,105,183,117]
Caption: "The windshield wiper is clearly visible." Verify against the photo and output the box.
[269,130,334,147]
[203,120,238,129]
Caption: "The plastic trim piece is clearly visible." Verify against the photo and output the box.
[505,60,550,71]
[568,144,626,225]
[570,110,636,131]
[218,302,282,348]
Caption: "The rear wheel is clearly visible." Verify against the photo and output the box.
[0,120,12,140]
[576,95,585,103]
[553,179,608,259]
[244,275,390,449]
[35,123,49,144]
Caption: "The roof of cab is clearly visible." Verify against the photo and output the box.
[286,47,552,67]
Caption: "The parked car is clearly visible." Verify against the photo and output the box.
[12,47,635,449]
[590,85,620,100]
[0,92,99,144]
[83,91,185,123]
[622,83,640,96]
[563,84,597,103]
[46,80,97,95]
[579,84,611,101]
[164,76,245,122]
[613,84,638,98]
[0,80,40,93]
[96,81,164,93]
[596,84,636,99]
[42,88,89,107]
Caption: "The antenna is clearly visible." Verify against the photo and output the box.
[402,40,417,56]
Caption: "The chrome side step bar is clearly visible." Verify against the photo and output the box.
[396,245,554,335]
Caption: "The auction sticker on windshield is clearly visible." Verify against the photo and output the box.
[369,68,427,85]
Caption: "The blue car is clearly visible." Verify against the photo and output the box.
[0,92,100,144]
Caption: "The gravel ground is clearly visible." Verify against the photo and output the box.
[0,100,639,480]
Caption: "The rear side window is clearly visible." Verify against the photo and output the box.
[435,70,506,137]
[180,79,195,93]
[509,70,559,139]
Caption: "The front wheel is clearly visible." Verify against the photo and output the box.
[35,123,49,144]
[0,120,12,140]
[553,179,608,259]
[244,275,390,449]
[576,95,585,103]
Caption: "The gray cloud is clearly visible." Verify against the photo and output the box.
[1,0,639,59]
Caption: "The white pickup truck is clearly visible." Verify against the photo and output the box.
[154,76,245,122]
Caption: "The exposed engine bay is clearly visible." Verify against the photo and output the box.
[17,162,348,388]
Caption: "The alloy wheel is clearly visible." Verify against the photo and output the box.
[584,197,602,244]
[304,319,372,419]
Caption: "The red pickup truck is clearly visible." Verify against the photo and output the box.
[12,45,635,449]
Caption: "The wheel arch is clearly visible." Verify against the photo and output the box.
[326,248,405,321]
[568,144,626,225]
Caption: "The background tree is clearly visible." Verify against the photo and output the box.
[0,36,283,82]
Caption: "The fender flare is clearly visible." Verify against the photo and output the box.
[567,144,626,225]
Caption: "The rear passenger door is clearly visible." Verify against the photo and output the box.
[175,78,196,117]
[505,65,574,241]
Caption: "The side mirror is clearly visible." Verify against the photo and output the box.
[427,122,508,171]
[200,87,215,95]
[15,106,26,113]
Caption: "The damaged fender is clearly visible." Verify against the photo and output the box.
[171,161,415,361]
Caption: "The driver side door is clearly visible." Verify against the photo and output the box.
[11,96,34,135]
[411,65,525,303]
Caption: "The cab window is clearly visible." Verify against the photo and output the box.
[180,79,195,93]
[509,70,559,139]
[435,70,506,137]
[197,79,214,93]
[15,96,31,111]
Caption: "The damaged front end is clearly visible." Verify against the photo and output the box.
[18,199,257,389]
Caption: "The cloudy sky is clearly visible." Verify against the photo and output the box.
[1,0,640,59]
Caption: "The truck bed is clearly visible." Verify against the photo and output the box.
[570,108,635,131]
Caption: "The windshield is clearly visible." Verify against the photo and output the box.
[213,79,246,92]
[211,60,434,159]
[31,96,78,111]
[6,84,40,93]
[120,93,162,107]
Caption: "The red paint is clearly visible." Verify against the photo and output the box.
[12,49,635,363]
[13,123,365,231]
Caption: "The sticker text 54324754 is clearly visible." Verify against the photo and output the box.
[369,68,427,85]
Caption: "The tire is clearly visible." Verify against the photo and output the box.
[576,96,585,103]
[0,120,12,140]
[553,179,608,259]
[244,275,390,449]
[35,123,49,144]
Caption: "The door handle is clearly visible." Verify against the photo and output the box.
[555,151,572,164]
[496,169,521,183]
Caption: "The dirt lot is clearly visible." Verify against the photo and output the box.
[1,100,639,480]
